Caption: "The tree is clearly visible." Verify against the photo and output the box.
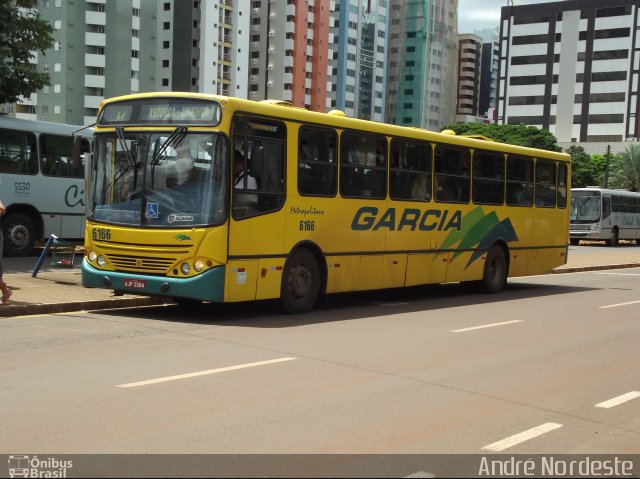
[566,145,604,188]
[0,0,54,105]
[439,122,561,152]
[608,144,640,191]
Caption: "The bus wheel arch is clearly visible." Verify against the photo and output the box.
[2,206,41,257]
[480,242,509,294]
[280,243,325,314]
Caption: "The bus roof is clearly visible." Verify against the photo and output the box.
[572,187,640,196]
[98,92,570,162]
[0,115,93,137]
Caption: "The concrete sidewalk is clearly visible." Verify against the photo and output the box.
[1,246,640,317]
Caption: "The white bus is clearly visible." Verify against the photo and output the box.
[0,116,92,256]
[570,187,640,246]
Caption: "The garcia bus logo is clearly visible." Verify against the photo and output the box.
[8,455,73,478]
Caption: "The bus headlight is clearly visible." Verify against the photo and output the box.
[89,250,97,262]
[180,262,191,275]
[194,259,205,272]
[97,255,106,267]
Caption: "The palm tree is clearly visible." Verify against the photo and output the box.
[609,144,640,191]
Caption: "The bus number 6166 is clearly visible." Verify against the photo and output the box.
[92,228,111,240]
[299,220,315,231]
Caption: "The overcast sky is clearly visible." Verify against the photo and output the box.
[457,0,554,34]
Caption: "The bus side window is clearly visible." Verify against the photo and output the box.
[0,130,37,174]
[340,131,386,199]
[41,133,76,177]
[472,150,504,205]
[389,138,432,202]
[231,115,286,220]
[535,159,556,208]
[557,163,567,208]
[603,196,611,219]
[434,145,470,203]
[298,126,337,197]
[506,155,533,206]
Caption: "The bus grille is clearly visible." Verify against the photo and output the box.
[570,224,591,231]
[108,254,176,273]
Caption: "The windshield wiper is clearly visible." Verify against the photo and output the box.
[151,125,188,166]
[115,126,135,168]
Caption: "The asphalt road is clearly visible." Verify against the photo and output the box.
[1,267,639,472]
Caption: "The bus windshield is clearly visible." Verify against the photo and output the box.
[89,131,228,227]
[571,192,601,221]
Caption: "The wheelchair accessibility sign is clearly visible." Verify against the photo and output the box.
[146,202,159,219]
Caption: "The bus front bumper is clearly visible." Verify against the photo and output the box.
[82,259,225,302]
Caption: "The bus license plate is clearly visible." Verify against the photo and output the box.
[124,278,146,289]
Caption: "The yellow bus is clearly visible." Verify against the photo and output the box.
[82,92,571,313]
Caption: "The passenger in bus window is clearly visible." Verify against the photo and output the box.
[233,150,258,210]
[234,150,258,191]
[175,156,198,186]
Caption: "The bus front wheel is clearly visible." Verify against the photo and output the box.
[281,249,321,314]
[2,212,37,257]
[481,245,508,293]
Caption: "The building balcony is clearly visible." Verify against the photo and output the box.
[84,95,103,109]
[85,32,106,47]
[84,74,105,88]
[84,53,105,68]
[85,11,106,25]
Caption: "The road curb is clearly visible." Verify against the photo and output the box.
[0,296,172,318]
[552,263,640,274]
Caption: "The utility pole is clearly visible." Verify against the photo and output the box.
[603,144,610,188]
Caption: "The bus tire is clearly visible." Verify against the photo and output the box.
[481,245,508,293]
[281,248,321,314]
[2,212,37,257]
[607,227,619,247]
[570,238,580,246]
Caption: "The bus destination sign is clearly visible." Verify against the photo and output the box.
[98,99,221,126]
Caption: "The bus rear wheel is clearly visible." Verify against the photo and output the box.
[481,245,508,293]
[281,249,321,314]
[570,238,580,246]
[2,212,37,257]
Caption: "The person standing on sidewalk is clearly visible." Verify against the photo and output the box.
[0,199,12,304]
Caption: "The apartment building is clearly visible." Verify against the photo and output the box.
[385,0,459,130]
[246,0,332,111]
[33,0,157,126]
[475,27,499,119]
[498,0,640,146]
[13,0,250,125]
[328,0,387,121]
[456,33,482,119]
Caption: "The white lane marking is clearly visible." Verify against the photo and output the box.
[595,272,640,276]
[404,472,435,478]
[595,391,640,409]
[599,299,640,309]
[117,357,297,388]
[452,320,522,333]
[482,423,563,452]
